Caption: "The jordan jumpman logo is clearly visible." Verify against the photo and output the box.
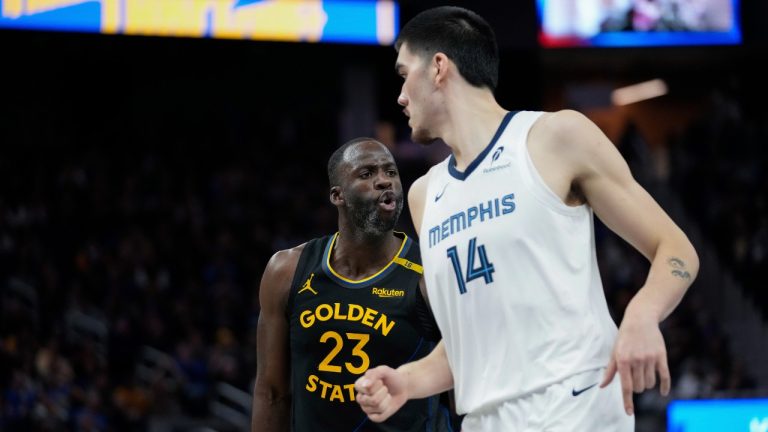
[298,273,318,295]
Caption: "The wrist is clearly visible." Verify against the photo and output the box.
[625,291,664,324]
[395,364,413,399]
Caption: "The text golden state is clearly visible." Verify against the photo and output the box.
[300,303,395,403]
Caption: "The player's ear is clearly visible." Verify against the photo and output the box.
[433,52,450,86]
[330,186,344,206]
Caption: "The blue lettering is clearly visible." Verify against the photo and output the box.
[428,192,517,248]
[502,193,516,214]
[467,207,478,227]
[429,226,440,247]
[479,201,493,222]
[449,212,466,234]
[441,219,450,241]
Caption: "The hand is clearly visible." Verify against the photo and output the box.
[600,314,671,416]
[355,366,409,423]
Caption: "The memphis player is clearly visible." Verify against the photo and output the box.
[355,7,698,431]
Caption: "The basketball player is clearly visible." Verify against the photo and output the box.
[251,138,451,431]
[355,6,699,431]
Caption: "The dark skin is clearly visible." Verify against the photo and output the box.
[251,140,429,431]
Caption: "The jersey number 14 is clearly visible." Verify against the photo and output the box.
[446,237,495,294]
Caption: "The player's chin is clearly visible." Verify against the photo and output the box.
[411,128,437,145]
[383,207,402,221]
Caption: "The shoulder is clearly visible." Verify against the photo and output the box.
[407,171,432,204]
[530,109,613,167]
[530,110,596,146]
[260,242,309,306]
[266,242,308,276]
[407,172,434,233]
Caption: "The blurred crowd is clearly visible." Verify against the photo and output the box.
[0,131,335,430]
[1,89,765,431]
[670,91,768,319]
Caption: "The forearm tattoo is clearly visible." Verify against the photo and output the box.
[667,257,691,280]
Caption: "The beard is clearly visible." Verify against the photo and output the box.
[346,192,404,237]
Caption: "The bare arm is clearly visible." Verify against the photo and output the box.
[543,110,698,317]
[251,247,303,431]
[406,172,453,393]
[398,340,453,398]
[533,110,698,415]
[354,171,454,423]
[355,341,453,423]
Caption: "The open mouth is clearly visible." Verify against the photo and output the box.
[378,191,397,211]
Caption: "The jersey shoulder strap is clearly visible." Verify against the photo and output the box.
[284,235,331,317]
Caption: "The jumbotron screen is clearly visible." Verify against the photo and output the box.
[0,0,399,45]
[537,0,741,47]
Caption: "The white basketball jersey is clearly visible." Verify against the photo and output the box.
[419,111,617,415]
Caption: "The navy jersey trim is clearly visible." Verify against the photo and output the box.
[322,232,414,289]
[448,110,519,181]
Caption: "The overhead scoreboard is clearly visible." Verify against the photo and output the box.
[0,0,399,45]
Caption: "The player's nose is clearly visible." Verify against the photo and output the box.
[397,91,408,107]
[374,171,392,189]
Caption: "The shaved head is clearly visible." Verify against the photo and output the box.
[327,138,391,187]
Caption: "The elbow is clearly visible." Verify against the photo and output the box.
[687,241,700,283]
[676,233,699,284]
[253,381,291,407]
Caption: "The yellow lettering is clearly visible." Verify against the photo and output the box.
[2,0,24,18]
[306,378,360,402]
[123,0,209,37]
[319,380,332,399]
[101,0,120,34]
[329,385,344,402]
[333,303,347,320]
[301,304,393,337]
[214,0,327,42]
[345,333,370,374]
[348,304,364,321]
[26,0,82,14]
[373,314,395,336]
[305,374,318,392]
[318,331,343,373]
[344,383,356,401]
[361,307,376,327]
[299,310,314,328]
[316,304,333,322]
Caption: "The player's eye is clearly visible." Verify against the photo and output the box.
[387,170,397,177]
[360,171,371,179]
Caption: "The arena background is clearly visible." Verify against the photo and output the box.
[1,1,767,431]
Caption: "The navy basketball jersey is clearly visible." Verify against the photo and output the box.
[287,232,447,432]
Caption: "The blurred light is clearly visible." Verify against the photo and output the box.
[611,79,668,106]
[668,399,768,432]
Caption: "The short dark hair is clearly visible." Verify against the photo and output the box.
[396,6,499,91]
[327,137,379,187]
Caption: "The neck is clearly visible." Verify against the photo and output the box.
[438,87,508,170]
[331,223,401,280]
